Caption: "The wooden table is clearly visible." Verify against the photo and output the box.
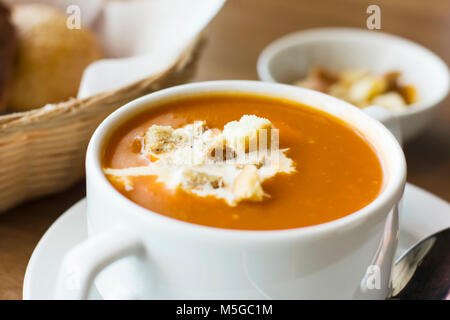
[1,0,449,300]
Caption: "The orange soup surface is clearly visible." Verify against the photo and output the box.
[103,94,383,230]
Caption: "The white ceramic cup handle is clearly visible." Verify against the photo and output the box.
[54,230,145,300]
[363,105,402,145]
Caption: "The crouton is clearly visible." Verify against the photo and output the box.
[208,137,236,162]
[400,85,418,105]
[371,92,407,112]
[232,165,265,202]
[293,67,338,93]
[182,169,224,189]
[223,115,272,153]
[348,75,387,104]
[339,69,368,87]
[143,125,188,154]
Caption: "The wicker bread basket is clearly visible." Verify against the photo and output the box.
[0,35,204,212]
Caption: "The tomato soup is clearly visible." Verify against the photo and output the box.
[102,94,383,230]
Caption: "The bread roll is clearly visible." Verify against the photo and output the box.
[7,4,103,112]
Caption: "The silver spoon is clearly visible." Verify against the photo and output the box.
[389,227,450,299]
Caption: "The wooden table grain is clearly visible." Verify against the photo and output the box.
[0,0,449,300]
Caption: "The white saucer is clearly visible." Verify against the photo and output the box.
[23,183,450,300]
